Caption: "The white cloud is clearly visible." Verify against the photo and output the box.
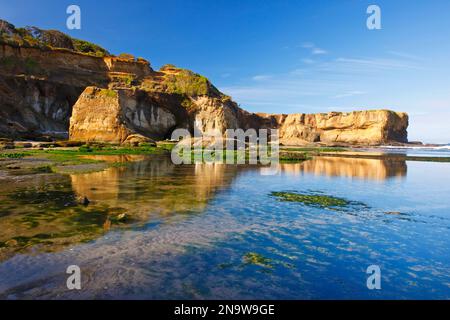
[301,42,328,55]
[333,91,366,99]
[387,51,422,61]
[252,74,272,81]
[301,42,315,49]
[334,57,422,71]
[301,58,315,64]
[312,48,327,55]
[290,68,306,76]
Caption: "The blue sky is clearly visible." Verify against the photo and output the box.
[2,0,450,143]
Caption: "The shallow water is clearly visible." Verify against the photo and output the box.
[365,145,450,157]
[0,155,449,299]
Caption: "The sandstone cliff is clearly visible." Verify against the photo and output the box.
[69,87,177,143]
[0,20,409,146]
[258,110,408,145]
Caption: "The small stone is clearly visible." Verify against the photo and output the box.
[103,219,111,230]
[14,142,32,148]
[78,196,90,206]
[5,239,18,247]
[385,211,402,215]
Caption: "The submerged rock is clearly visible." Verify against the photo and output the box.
[242,252,274,269]
[271,191,351,208]
[122,134,156,147]
[77,196,90,206]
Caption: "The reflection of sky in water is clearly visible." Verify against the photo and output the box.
[0,156,449,299]
[361,146,450,157]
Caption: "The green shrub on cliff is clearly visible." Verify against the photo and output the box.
[98,89,118,98]
[118,53,135,60]
[164,69,215,96]
[72,38,109,57]
[1,19,110,57]
[160,64,178,71]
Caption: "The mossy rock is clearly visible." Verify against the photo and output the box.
[279,152,310,162]
[242,252,274,269]
[270,191,352,209]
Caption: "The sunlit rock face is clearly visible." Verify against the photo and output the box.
[191,96,240,135]
[1,19,409,145]
[69,87,177,143]
[257,110,409,146]
[0,42,150,139]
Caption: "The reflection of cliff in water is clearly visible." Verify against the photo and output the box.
[281,156,407,181]
[0,154,407,261]
[0,156,244,261]
[70,155,242,217]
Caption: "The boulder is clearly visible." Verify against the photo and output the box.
[69,87,176,144]
[122,134,156,147]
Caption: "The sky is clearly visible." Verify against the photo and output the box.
[1,0,449,143]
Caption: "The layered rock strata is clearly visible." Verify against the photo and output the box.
[0,20,409,145]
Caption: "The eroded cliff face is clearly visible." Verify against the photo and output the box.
[0,43,152,138]
[258,110,408,145]
[0,19,409,145]
[69,87,178,143]
[0,20,152,139]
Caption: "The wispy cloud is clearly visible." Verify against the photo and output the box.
[312,48,327,55]
[252,74,272,81]
[301,42,328,55]
[333,91,366,99]
[289,68,306,76]
[387,51,422,61]
[333,57,422,71]
[219,52,426,115]
[301,58,315,64]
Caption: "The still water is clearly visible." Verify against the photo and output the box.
[0,155,449,299]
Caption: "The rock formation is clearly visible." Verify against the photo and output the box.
[258,110,408,145]
[69,87,176,143]
[0,20,409,146]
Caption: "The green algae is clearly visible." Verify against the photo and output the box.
[0,202,135,260]
[279,152,311,162]
[270,191,352,209]
[281,147,348,153]
[242,252,274,269]
[0,153,27,159]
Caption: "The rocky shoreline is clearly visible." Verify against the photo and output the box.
[1,19,408,147]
